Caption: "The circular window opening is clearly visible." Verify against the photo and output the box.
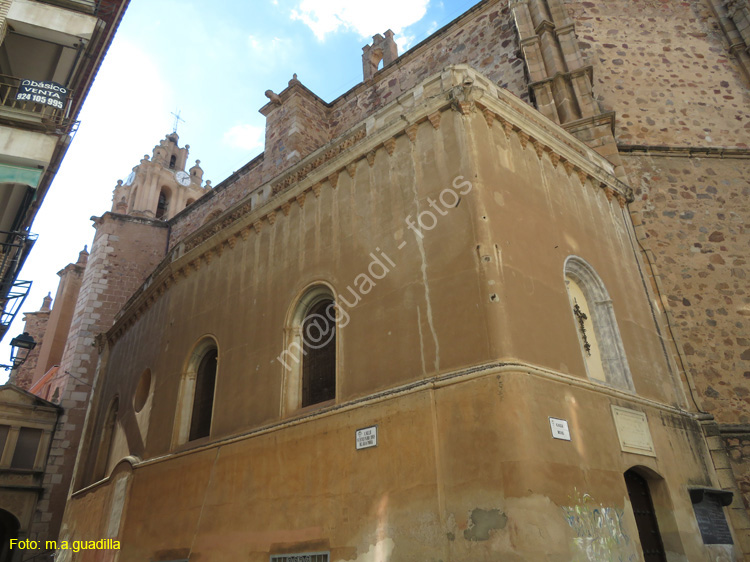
[134,369,152,413]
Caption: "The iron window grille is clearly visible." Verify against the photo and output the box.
[270,553,329,562]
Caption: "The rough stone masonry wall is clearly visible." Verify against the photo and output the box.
[328,1,526,140]
[566,0,750,147]
[626,154,750,423]
[262,84,332,179]
[28,214,168,544]
[724,430,750,514]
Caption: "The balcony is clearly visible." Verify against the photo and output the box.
[0,75,76,134]
[0,231,37,341]
[28,0,96,16]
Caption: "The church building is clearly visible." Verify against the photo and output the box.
[5,0,750,561]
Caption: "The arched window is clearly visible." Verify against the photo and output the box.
[189,348,217,440]
[302,298,337,406]
[564,256,633,391]
[174,338,219,446]
[156,188,170,219]
[282,286,337,413]
[93,397,118,481]
[185,198,195,209]
[169,155,177,169]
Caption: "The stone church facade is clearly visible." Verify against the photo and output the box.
[8,0,750,560]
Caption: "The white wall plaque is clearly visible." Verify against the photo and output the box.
[611,406,656,457]
[356,426,377,450]
[549,417,571,441]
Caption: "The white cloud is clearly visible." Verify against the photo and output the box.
[246,35,294,73]
[395,34,416,52]
[223,124,265,152]
[291,0,430,40]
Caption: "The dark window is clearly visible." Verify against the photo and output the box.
[189,348,217,441]
[94,398,118,481]
[302,299,336,407]
[10,427,42,469]
[625,470,667,562]
[169,155,177,169]
[156,190,169,219]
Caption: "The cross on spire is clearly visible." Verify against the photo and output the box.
[171,110,185,134]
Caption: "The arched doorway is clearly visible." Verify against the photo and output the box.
[0,509,20,562]
[625,469,667,562]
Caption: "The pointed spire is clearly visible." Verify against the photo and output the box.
[41,292,52,312]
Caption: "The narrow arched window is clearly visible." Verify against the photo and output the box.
[189,348,217,441]
[93,397,118,481]
[282,287,338,413]
[173,338,220,447]
[302,298,336,407]
[564,256,633,391]
[156,188,170,219]
[169,155,176,169]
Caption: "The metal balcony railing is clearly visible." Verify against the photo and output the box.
[0,230,37,341]
[0,75,76,133]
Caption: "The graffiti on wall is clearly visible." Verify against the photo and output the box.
[561,489,638,562]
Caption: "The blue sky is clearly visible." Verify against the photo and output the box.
[1,0,483,381]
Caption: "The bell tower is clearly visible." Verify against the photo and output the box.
[111,133,207,220]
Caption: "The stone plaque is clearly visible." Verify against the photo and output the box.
[549,417,571,441]
[611,406,656,457]
[691,489,734,545]
[355,426,377,450]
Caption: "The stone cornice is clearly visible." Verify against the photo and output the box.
[108,65,633,345]
[618,144,750,158]
[73,359,698,474]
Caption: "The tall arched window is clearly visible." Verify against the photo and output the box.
[189,348,217,440]
[302,298,336,406]
[564,256,633,391]
[174,338,219,446]
[155,188,170,219]
[93,397,118,481]
[169,155,177,169]
[282,286,337,413]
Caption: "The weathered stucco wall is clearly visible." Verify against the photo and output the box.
[88,90,681,467]
[64,374,723,561]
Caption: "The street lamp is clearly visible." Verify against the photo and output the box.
[2,331,36,370]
